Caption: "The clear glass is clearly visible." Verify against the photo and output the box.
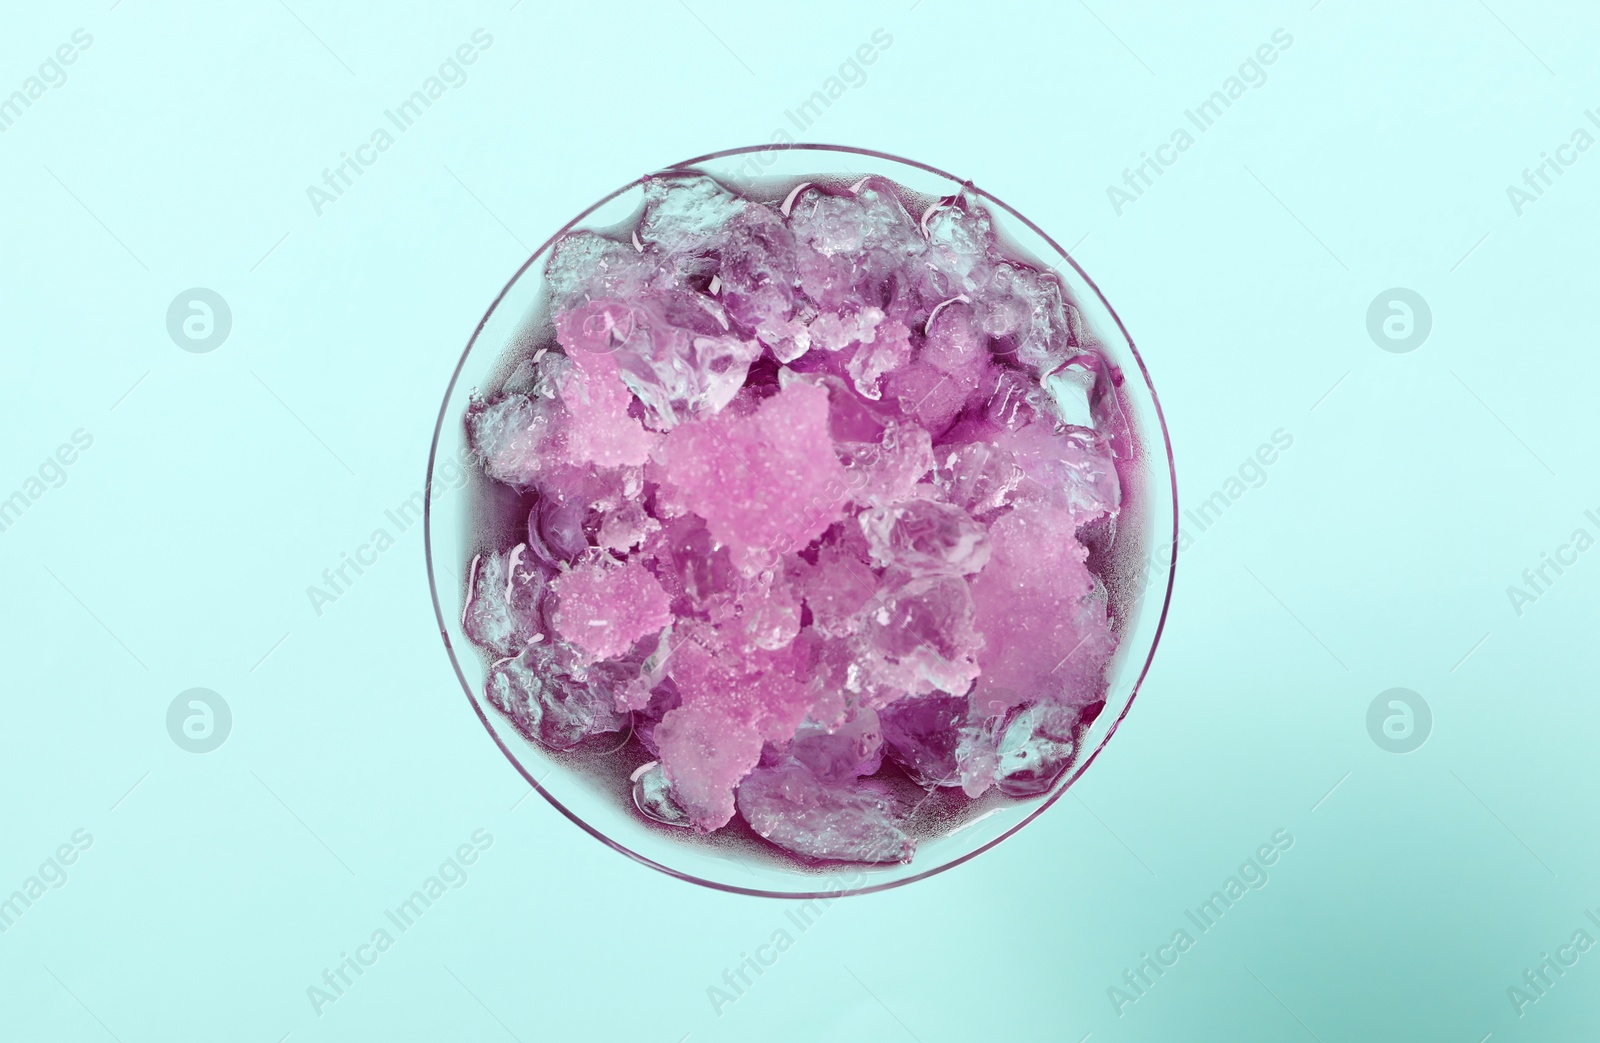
[424,144,1177,898]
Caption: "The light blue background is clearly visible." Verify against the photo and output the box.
[2,1,1597,1040]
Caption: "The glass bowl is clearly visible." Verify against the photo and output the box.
[424,144,1177,898]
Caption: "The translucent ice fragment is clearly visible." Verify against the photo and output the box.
[637,173,747,253]
[808,307,881,354]
[465,392,567,488]
[654,705,763,831]
[462,545,548,657]
[922,198,998,289]
[714,206,810,362]
[788,180,923,273]
[978,262,1074,372]
[795,533,879,639]
[632,678,682,755]
[665,621,815,739]
[840,422,936,509]
[555,342,656,468]
[845,316,914,401]
[485,644,626,751]
[858,499,990,577]
[597,501,660,553]
[885,359,981,434]
[736,761,914,864]
[530,496,589,564]
[648,514,736,608]
[1000,420,1120,527]
[855,571,982,698]
[954,719,1002,798]
[789,705,883,782]
[544,230,653,303]
[877,693,968,789]
[935,441,1022,517]
[920,300,987,378]
[705,569,802,653]
[653,621,819,830]
[994,702,1082,797]
[631,761,692,828]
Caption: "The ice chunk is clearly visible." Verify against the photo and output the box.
[632,678,682,754]
[648,513,736,609]
[979,262,1073,372]
[922,197,998,290]
[637,173,746,253]
[652,620,820,829]
[840,422,936,509]
[555,334,656,468]
[462,545,548,657]
[885,359,981,434]
[654,705,764,831]
[485,644,626,751]
[878,693,968,789]
[597,501,660,553]
[549,559,672,661]
[969,504,1114,717]
[1000,420,1120,527]
[846,316,914,400]
[665,622,814,738]
[954,717,1002,797]
[859,500,990,576]
[994,702,1083,797]
[808,308,880,354]
[789,705,883,782]
[631,760,693,828]
[530,496,589,564]
[921,299,991,388]
[658,379,849,571]
[612,294,764,429]
[855,571,982,697]
[735,761,914,864]
[544,230,652,303]
[715,206,810,362]
[465,392,567,488]
[795,531,878,639]
[935,440,1024,516]
[983,367,1047,430]
[705,569,802,652]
